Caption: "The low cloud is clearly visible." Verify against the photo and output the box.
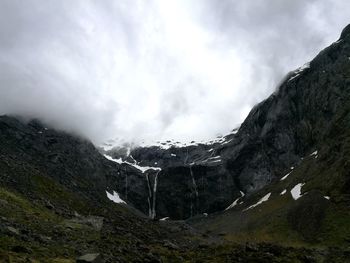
[0,0,349,144]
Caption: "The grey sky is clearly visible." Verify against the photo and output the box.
[0,0,349,144]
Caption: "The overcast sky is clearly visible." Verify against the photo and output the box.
[0,0,349,145]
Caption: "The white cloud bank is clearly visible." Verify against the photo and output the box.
[0,0,349,144]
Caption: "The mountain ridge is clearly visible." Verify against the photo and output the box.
[101,24,350,221]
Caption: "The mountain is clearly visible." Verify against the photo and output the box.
[103,23,350,223]
[188,24,350,247]
[2,25,350,262]
[3,116,341,262]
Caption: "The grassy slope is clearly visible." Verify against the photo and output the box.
[191,120,350,251]
[2,149,350,262]
[0,155,190,262]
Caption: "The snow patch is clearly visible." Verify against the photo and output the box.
[171,153,177,157]
[160,217,169,221]
[129,155,137,164]
[288,74,300,82]
[290,183,305,200]
[104,154,161,173]
[101,125,241,152]
[335,39,344,44]
[200,155,222,164]
[288,62,310,82]
[324,196,330,200]
[225,191,245,210]
[208,159,221,163]
[280,189,287,195]
[106,190,126,204]
[310,150,318,158]
[221,139,233,145]
[129,162,161,173]
[280,172,291,181]
[244,193,271,211]
[225,198,240,210]
[104,154,123,164]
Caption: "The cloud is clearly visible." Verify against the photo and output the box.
[0,0,349,144]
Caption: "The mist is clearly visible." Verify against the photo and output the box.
[0,0,349,145]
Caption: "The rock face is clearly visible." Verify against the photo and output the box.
[0,116,149,215]
[0,115,213,262]
[105,139,239,219]
[2,24,350,222]
[104,24,350,219]
[77,253,103,263]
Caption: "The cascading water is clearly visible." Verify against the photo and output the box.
[124,167,128,200]
[189,165,199,217]
[145,173,153,218]
[145,170,161,219]
[150,170,160,219]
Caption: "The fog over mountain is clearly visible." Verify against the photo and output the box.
[0,0,349,144]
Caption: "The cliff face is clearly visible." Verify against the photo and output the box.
[223,25,350,193]
[0,117,217,262]
[0,116,137,209]
[104,24,350,220]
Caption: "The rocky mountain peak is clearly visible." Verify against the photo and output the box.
[340,23,350,39]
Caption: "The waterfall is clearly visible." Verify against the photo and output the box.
[145,170,161,219]
[125,167,128,200]
[145,173,152,218]
[185,149,199,218]
[189,165,199,217]
[150,170,160,219]
[189,165,199,198]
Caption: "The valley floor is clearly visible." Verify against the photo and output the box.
[0,185,349,263]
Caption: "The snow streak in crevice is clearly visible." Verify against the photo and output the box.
[189,163,199,218]
[145,173,153,218]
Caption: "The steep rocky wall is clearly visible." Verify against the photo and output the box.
[105,24,350,219]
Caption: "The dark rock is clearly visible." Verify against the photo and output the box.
[163,240,179,250]
[245,243,258,252]
[0,199,9,206]
[76,253,103,263]
[45,200,54,210]
[6,226,20,235]
[11,245,31,254]
[287,191,329,241]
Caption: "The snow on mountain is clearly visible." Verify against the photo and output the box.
[106,190,126,204]
[100,127,240,152]
[290,183,305,200]
[244,192,271,211]
[104,154,161,173]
